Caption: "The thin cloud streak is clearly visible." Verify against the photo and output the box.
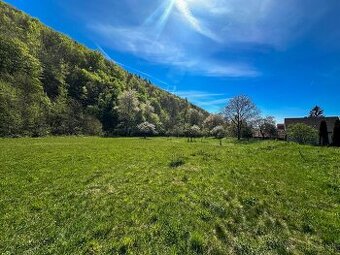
[96,44,169,86]
[174,90,229,113]
[175,90,224,98]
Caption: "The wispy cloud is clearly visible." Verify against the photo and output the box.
[84,0,266,78]
[175,90,224,99]
[90,24,184,63]
[190,0,329,49]
[174,60,260,78]
[174,90,229,112]
[89,24,260,78]
[96,44,169,86]
[82,0,331,79]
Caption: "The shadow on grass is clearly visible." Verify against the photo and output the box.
[229,138,266,145]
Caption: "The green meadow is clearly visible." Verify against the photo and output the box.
[0,137,339,254]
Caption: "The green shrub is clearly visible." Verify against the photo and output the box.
[287,123,318,145]
[241,125,253,140]
[169,157,185,168]
[82,115,103,136]
[190,232,205,253]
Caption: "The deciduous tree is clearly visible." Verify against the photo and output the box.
[203,114,225,131]
[137,122,157,138]
[117,89,140,135]
[257,116,277,139]
[223,95,259,140]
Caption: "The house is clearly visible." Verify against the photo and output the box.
[276,124,286,140]
[284,117,339,143]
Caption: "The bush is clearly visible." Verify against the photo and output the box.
[169,157,185,168]
[190,232,205,253]
[287,123,318,145]
[242,125,253,140]
[82,115,103,136]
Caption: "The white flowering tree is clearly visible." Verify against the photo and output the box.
[137,122,157,139]
[211,126,226,145]
[117,89,140,135]
[186,125,201,142]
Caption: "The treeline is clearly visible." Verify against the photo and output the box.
[0,2,208,137]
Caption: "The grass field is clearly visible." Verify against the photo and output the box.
[0,137,339,254]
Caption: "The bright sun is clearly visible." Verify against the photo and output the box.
[144,0,214,40]
[175,0,202,32]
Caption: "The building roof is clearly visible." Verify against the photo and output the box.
[277,124,285,130]
[284,117,339,132]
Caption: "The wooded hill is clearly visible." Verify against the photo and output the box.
[0,1,208,137]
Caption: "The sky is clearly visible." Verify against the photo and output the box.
[4,0,340,122]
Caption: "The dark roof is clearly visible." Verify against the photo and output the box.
[285,117,339,132]
[277,124,285,130]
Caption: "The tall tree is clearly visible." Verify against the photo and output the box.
[117,89,140,135]
[319,120,329,146]
[332,119,340,147]
[309,106,324,118]
[186,108,204,126]
[257,116,277,139]
[0,81,21,136]
[223,95,260,140]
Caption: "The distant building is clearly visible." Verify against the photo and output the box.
[284,117,339,143]
[277,124,286,140]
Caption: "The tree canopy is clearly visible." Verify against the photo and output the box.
[0,2,208,137]
[309,106,324,118]
[223,95,260,140]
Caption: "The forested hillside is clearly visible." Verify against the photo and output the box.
[0,1,208,137]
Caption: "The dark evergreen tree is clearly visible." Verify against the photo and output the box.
[309,106,324,118]
[319,120,329,146]
[332,119,340,147]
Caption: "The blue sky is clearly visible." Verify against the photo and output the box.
[4,0,340,122]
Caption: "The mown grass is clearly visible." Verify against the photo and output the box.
[0,137,339,254]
